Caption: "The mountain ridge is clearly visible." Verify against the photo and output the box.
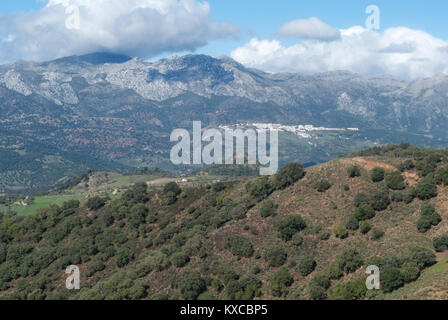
[2,52,447,129]
[1,52,447,127]
[1,52,448,193]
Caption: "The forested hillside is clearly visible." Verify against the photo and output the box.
[1,144,448,300]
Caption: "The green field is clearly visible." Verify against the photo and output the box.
[0,170,239,217]
[428,259,448,273]
[1,195,78,216]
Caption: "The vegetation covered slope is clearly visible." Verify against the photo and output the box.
[1,144,448,300]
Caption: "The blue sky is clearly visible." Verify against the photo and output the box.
[0,0,43,14]
[199,0,448,56]
[1,0,448,79]
[2,0,447,57]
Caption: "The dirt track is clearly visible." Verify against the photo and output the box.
[342,157,398,171]
[341,157,420,186]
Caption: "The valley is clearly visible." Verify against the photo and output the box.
[1,53,448,193]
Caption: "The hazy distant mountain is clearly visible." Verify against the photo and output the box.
[3,52,448,129]
[0,52,448,192]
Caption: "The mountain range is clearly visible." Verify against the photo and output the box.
[1,52,448,193]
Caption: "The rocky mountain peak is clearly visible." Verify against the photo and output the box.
[0,52,448,132]
[41,52,132,67]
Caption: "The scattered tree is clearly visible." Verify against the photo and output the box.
[271,267,294,297]
[163,182,182,205]
[246,177,273,201]
[381,267,404,293]
[371,167,385,183]
[275,215,306,241]
[298,256,317,276]
[86,196,105,211]
[433,234,448,252]
[400,262,420,283]
[263,246,287,267]
[274,163,305,190]
[333,224,348,239]
[345,215,359,231]
[435,167,448,186]
[336,249,363,273]
[347,166,362,178]
[173,271,206,300]
[398,159,415,172]
[318,229,331,241]
[171,252,190,268]
[370,188,390,211]
[225,234,254,258]
[354,204,375,221]
[291,233,303,247]
[354,193,370,208]
[385,171,406,190]
[415,174,438,200]
[417,205,441,233]
[315,180,332,192]
[115,247,134,268]
[328,278,367,300]
[260,200,277,218]
[370,227,385,240]
[308,274,331,300]
[359,221,372,234]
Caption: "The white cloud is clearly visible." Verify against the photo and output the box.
[231,26,448,80]
[0,0,238,63]
[276,17,340,41]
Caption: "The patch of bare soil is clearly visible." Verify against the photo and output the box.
[146,178,177,186]
[403,171,420,187]
[435,252,448,261]
[342,157,420,186]
[350,157,399,172]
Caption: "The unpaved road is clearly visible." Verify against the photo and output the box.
[342,157,398,171]
[342,157,420,186]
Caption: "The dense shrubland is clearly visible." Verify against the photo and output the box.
[0,145,446,300]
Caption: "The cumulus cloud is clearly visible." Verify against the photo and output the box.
[0,0,238,63]
[377,42,416,54]
[276,17,340,41]
[231,26,448,80]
